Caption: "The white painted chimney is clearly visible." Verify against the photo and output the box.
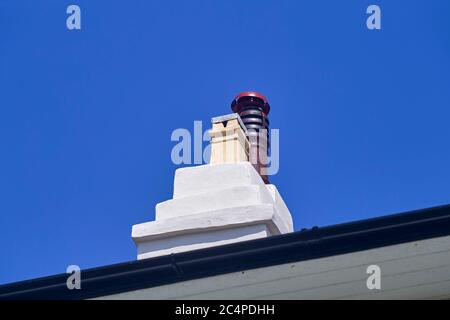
[132,94,293,260]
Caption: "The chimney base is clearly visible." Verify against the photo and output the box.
[132,162,293,260]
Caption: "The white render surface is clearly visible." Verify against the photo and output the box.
[156,185,274,221]
[173,162,264,199]
[132,162,293,260]
[97,235,450,300]
[137,224,270,260]
[266,184,293,231]
[134,204,290,241]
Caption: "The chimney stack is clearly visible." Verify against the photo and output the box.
[131,93,293,260]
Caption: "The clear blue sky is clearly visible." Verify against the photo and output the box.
[1,0,450,284]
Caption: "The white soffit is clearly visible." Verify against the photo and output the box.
[96,235,450,300]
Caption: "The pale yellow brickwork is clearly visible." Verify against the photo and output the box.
[209,114,249,164]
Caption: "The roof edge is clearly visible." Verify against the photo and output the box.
[1,204,450,299]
